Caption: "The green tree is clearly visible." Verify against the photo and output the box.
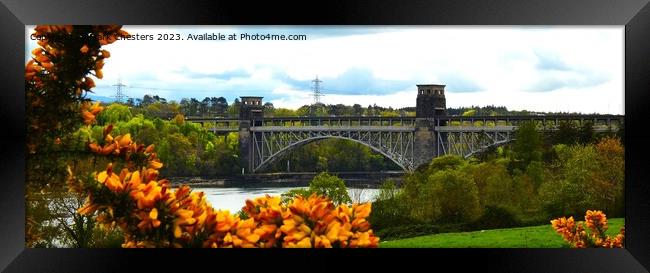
[512,121,543,170]
[578,120,595,144]
[308,172,352,205]
[592,137,625,216]
[281,172,352,205]
[553,121,579,145]
[96,103,133,125]
[428,169,481,223]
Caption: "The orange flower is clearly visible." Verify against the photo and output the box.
[84,77,96,89]
[137,208,161,231]
[31,48,43,56]
[81,110,95,125]
[148,160,163,170]
[97,168,123,192]
[585,210,608,234]
[145,144,155,154]
[116,133,132,148]
[80,45,89,54]
[40,62,54,69]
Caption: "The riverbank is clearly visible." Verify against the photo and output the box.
[167,171,405,188]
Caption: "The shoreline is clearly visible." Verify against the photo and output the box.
[166,171,405,189]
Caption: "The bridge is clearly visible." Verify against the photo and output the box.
[186,84,623,173]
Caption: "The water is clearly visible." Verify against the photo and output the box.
[193,187,381,213]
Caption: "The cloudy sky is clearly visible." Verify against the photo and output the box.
[26,26,624,114]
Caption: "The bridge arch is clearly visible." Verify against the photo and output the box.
[462,139,514,158]
[252,135,409,173]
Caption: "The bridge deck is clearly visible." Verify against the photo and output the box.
[209,125,616,133]
[249,126,414,132]
[435,126,516,132]
[186,114,623,123]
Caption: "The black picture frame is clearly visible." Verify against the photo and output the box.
[1,0,649,272]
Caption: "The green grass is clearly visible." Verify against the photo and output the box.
[379,218,624,248]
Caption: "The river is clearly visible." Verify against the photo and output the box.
[193,187,381,213]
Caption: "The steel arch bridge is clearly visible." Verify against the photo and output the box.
[187,115,623,173]
[249,126,415,172]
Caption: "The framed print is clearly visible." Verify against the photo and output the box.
[1,0,649,272]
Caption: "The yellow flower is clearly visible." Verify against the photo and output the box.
[81,110,95,125]
[137,208,161,231]
[117,133,132,147]
[285,237,311,248]
[148,160,163,170]
[353,203,372,219]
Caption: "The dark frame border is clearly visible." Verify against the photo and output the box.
[1,0,649,272]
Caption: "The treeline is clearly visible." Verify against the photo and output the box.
[88,104,240,177]
[370,121,624,240]
[123,94,417,118]
[123,94,583,120]
[264,139,402,172]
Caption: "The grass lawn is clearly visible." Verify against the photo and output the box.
[379,218,624,248]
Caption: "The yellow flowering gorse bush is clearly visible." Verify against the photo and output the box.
[551,210,624,248]
[64,105,379,248]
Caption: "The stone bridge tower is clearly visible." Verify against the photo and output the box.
[414,84,447,168]
[239,96,264,173]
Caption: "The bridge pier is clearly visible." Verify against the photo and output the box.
[413,118,436,168]
[238,96,264,174]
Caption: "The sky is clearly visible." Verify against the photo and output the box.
[25,26,624,114]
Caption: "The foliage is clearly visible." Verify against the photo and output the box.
[512,121,543,170]
[592,137,625,215]
[470,205,520,230]
[552,121,579,145]
[308,172,352,205]
[266,138,401,172]
[26,25,124,156]
[25,25,128,248]
[281,172,352,206]
[368,180,413,232]
[400,156,480,224]
[281,188,312,205]
[427,169,481,223]
[539,137,624,218]
[96,104,133,124]
[551,210,624,248]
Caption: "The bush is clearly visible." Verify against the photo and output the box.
[470,205,520,230]
[375,223,470,241]
[428,169,481,224]
[281,172,352,205]
[96,104,133,125]
[369,197,412,231]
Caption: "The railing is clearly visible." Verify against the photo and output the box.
[187,114,624,131]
